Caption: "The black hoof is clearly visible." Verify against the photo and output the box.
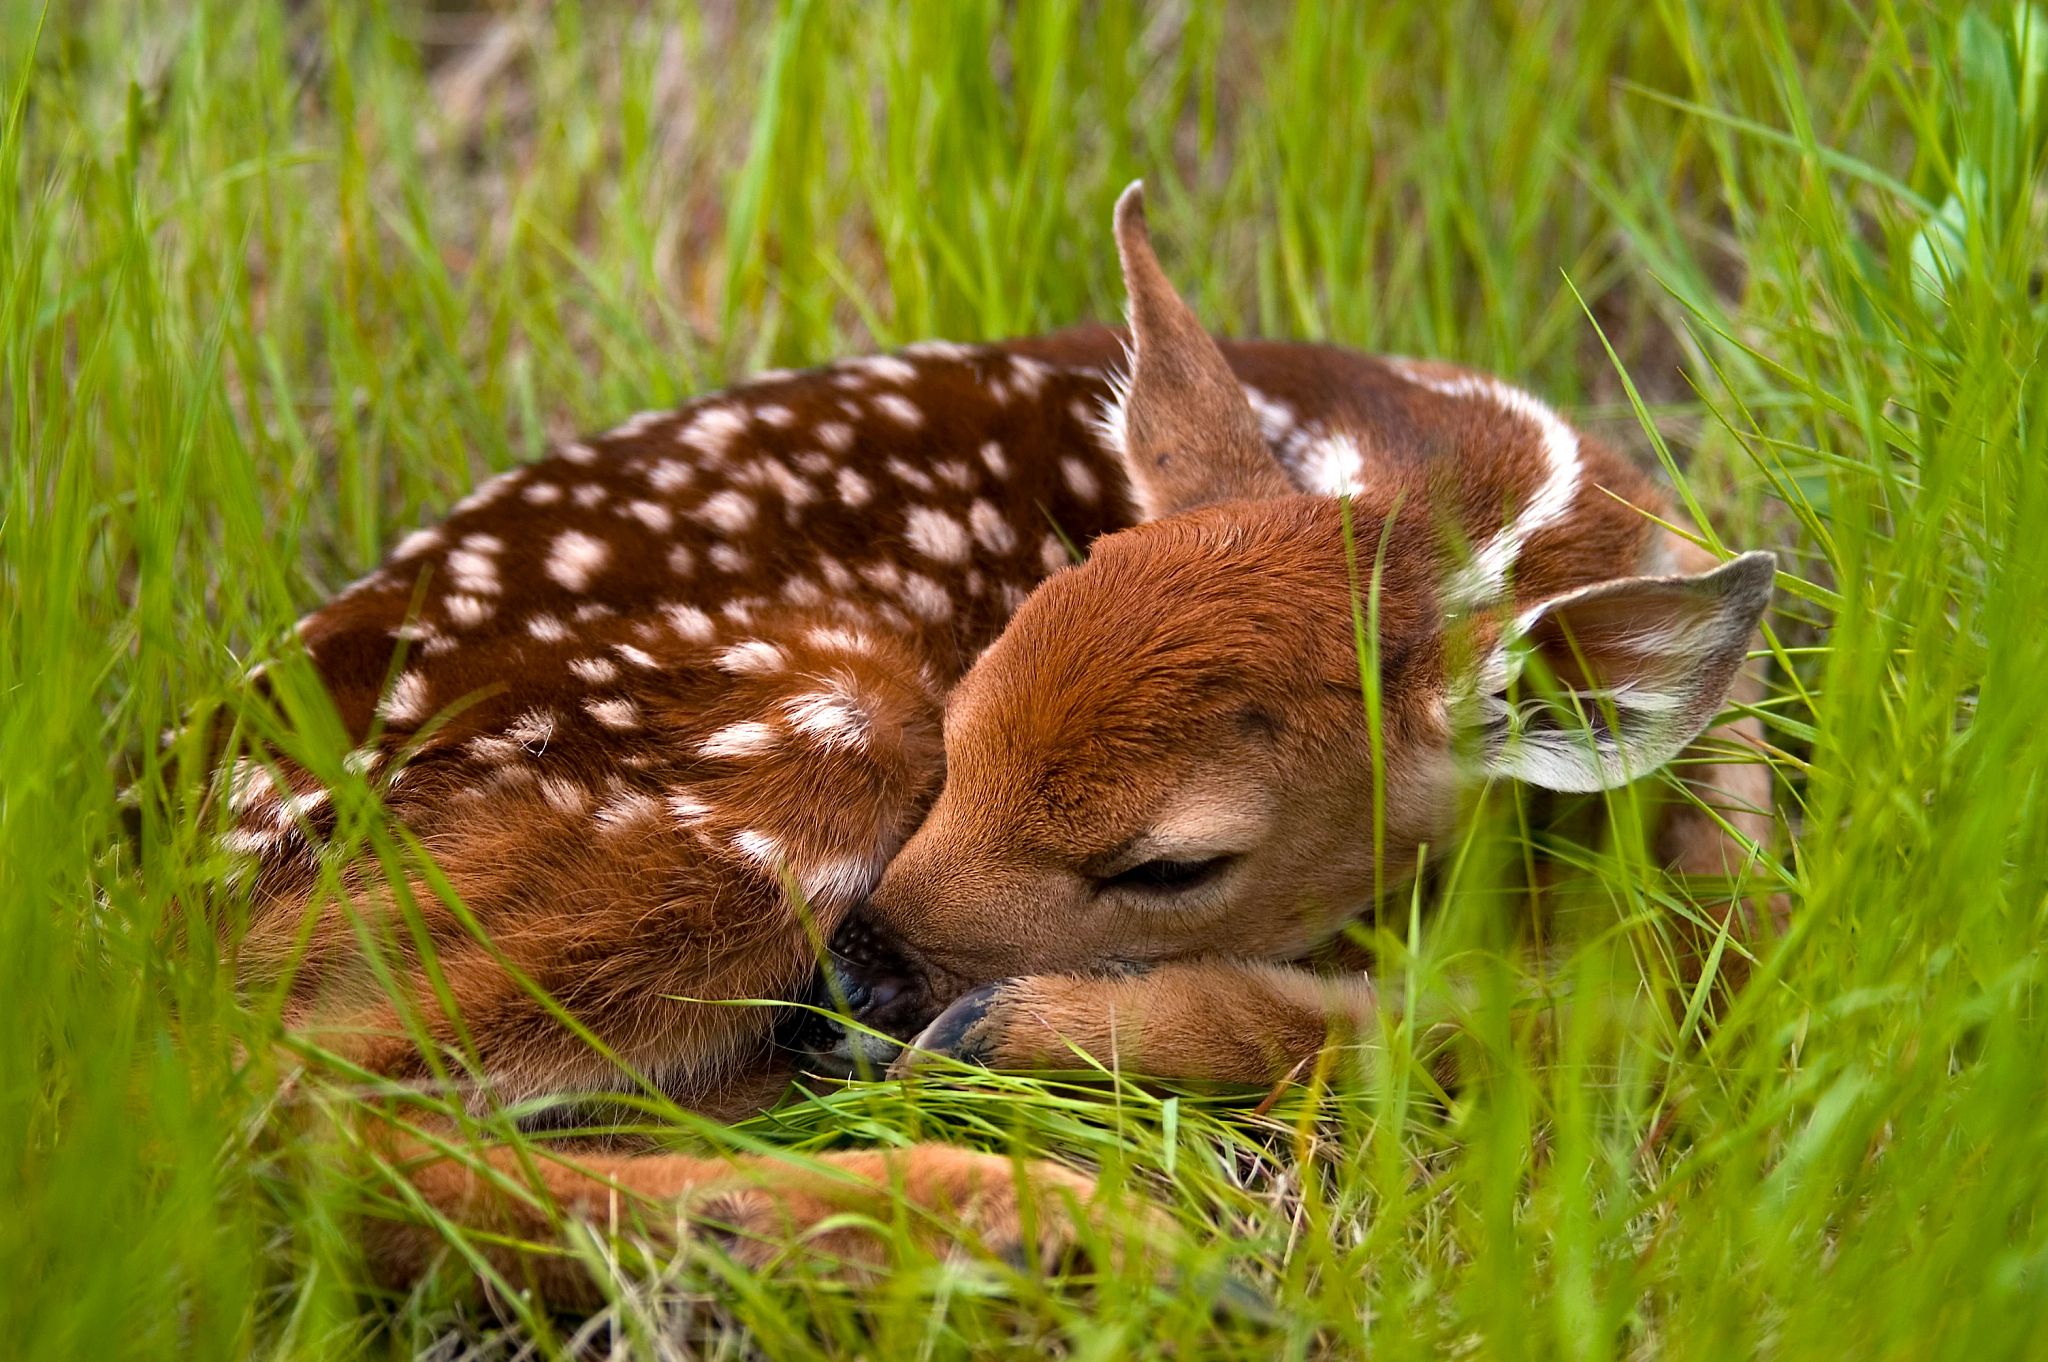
[913,980,1007,1064]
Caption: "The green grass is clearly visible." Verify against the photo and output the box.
[6,1,2048,1357]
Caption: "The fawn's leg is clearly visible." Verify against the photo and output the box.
[891,961,1392,1085]
[364,1131,1102,1307]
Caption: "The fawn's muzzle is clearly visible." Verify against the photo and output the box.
[825,908,964,1047]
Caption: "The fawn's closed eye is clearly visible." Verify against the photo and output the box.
[1097,855,1234,895]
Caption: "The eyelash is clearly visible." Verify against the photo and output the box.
[1098,855,1232,895]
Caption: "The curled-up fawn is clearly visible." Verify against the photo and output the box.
[225,184,1774,1299]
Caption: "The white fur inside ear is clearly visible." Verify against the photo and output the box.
[1473,552,1775,794]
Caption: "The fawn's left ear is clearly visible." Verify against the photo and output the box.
[1106,182,1293,520]
[1475,551,1776,793]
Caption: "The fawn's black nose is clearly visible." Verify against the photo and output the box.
[827,907,948,1040]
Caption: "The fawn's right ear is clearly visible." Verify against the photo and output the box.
[1105,182,1293,520]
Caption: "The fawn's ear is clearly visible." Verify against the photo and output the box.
[1474,551,1776,793]
[1106,182,1293,520]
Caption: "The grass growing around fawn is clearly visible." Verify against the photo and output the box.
[6,2,2048,1358]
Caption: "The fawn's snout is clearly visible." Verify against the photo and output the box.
[824,909,961,1059]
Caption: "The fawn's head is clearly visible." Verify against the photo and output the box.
[828,184,1773,1047]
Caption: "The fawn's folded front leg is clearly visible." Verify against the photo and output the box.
[892,961,1383,1085]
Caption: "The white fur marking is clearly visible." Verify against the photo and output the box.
[663,602,715,641]
[546,530,610,592]
[379,671,430,725]
[699,721,779,758]
[696,489,756,534]
[968,499,1017,555]
[874,393,924,428]
[904,506,970,562]
[783,688,870,751]
[585,697,641,730]
[717,640,787,676]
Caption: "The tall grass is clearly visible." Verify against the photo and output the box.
[4,1,2046,1357]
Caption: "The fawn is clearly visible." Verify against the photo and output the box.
[223,184,1775,1298]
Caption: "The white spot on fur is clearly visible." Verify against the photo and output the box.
[782,575,825,605]
[275,787,329,824]
[561,440,599,466]
[585,696,641,730]
[595,787,662,831]
[445,593,494,627]
[467,733,521,763]
[874,393,923,428]
[572,483,609,508]
[393,527,443,560]
[784,687,869,751]
[527,613,570,642]
[699,720,778,759]
[968,500,1017,554]
[523,482,564,505]
[804,625,874,654]
[1008,354,1052,398]
[379,671,430,725]
[447,547,500,595]
[755,403,796,428]
[817,556,855,592]
[709,544,750,574]
[614,642,658,669]
[1298,431,1367,497]
[570,656,620,685]
[816,421,854,452]
[453,469,520,515]
[647,459,694,493]
[836,468,873,507]
[717,640,786,675]
[1061,457,1100,503]
[845,354,918,385]
[540,776,589,813]
[886,458,934,493]
[798,855,883,908]
[900,572,952,621]
[507,708,556,749]
[1041,533,1072,571]
[979,440,1009,478]
[609,409,672,440]
[667,790,711,824]
[625,499,674,532]
[904,506,970,562]
[861,561,903,592]
[667,544,695,576]
[663,602,715,641]
[732,828,785,869]
[546,530,610,591]
[222,826,278,856]
[227,759,274,813]
[696,489,756,534]
[678,404,749,461]
[905,339,976,362]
